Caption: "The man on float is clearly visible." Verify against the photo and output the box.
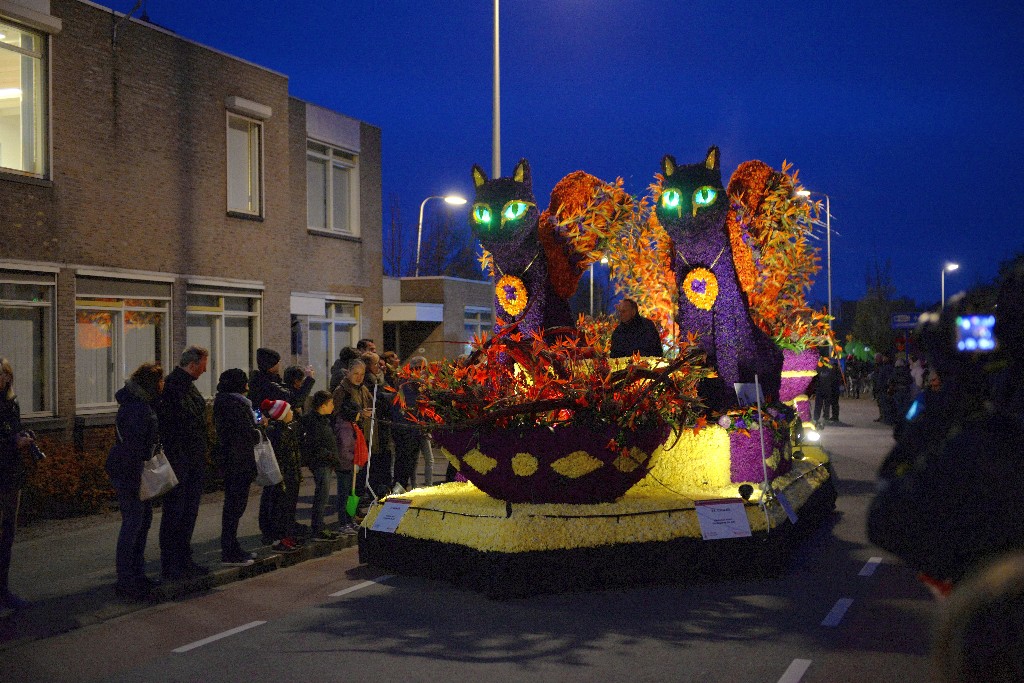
[610,298,663,358]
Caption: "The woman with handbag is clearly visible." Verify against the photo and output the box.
[213,368,263,566]
[105,362,164,601]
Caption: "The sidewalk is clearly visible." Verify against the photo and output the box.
[0,458,447,650]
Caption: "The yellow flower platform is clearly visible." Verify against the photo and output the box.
[358,446,836,598]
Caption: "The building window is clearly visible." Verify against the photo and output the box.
[306,141,359,236]
[464,307,492,354]
[75,291,169,410]
[302,300,360,385]
[227,114,262,216]
[0,20,47,177]
[0,272,54,415]
[186,290,261,398]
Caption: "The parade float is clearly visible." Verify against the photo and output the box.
[359,151,837,598]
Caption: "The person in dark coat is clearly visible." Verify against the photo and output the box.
[300,391,345,539]
[329,347,360,392]
[213,369,262,565]
[609,298,663,359]
[812,353,839,428]
[248,348,313,547]
[157,346,211,581]
[105,362,164,601]
[0,358,37,610]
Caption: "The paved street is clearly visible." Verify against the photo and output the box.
[1,397,939,683]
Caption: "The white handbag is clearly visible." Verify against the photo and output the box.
[139,445,179,501]
[254,432,283,486]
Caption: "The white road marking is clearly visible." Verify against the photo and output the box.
[859,557,883,577]
[328,575,393,598]
[778,658,813,683]
[172,621,266,653]
[821,598,854,627]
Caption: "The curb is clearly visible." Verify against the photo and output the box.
[0,532,361,652]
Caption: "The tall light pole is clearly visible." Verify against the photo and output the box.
[492,0,501,178]
[941,262,960,310]
[588,257,609,317]
[797,190,832,326]
[416,194,467,277]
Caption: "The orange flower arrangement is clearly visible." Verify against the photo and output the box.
[495,274,529,317]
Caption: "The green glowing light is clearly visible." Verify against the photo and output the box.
[502,201,529,222]
[473,204,492,224]
[693,186,717,207]
[661,189,681,209]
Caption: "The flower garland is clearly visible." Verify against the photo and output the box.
[682,268,719,310]
[495,274,528,317]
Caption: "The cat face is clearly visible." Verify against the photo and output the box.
[655,146,726,234]
[470,159,539,245]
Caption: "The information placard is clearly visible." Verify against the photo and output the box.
[370,498,412,534]
[776,491,798,524]
[695,498,753,540]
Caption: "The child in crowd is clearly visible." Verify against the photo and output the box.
[260,399,301,553]
[301,391,353,539]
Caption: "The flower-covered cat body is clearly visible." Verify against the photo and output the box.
[655,146,783,408]
[471,159,580,334]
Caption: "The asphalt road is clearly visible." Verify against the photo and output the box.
[2,397,938,683]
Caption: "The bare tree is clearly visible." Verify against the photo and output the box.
[418,212,483,279]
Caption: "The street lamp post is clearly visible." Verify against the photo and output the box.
[589,257,609,317]
[416,194,467,277]
[492,0,500,178]
[797,190,832,326]
[941,262,960,310]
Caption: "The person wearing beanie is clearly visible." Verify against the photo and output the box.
[213,369,262,566]
[261,399,292,422]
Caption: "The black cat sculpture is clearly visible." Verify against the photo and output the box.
[655,146,783,408]
[471,159,575,334]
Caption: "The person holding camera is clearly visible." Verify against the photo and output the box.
[868,256,1024,587]
[0,358,37,610]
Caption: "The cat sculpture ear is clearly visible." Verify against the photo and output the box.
[472,165,488,189]
[662,155,677,178]
[704,146,720,171]
[512,158,531,187]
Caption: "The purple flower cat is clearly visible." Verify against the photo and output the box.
[655,146,783,408]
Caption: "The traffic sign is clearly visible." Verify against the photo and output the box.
[890,312,923,330]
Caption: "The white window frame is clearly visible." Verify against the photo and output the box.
[226,112,264,217]
[303,299,361,383]
[74,295,171,413]
[306,139,359,237]
[0,19,48,178]
[464,306,492,355]
[186,289,262,399]
[0,270,55,416]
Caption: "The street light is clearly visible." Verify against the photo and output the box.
[492,0,501,178]
[941,262,960,310]
[416,194,467,277]
[589,257,609,317]
[796,189,832,326]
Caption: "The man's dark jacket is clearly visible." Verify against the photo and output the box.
[159,366,208,476]
[610,314,663,358]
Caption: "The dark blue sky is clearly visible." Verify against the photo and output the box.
[110,1,1024,307]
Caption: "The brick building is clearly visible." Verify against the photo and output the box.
[0,0,382,441]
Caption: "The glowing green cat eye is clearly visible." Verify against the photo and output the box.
[472,204,492,225]
[502,200,529,222]
[693,186,718,207]
[661,189,682,209]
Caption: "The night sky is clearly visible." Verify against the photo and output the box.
[106,1,1024,307]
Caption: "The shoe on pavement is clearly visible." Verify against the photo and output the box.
[341,524,359,536]
[221,553,255,566]
[314,529,340,541]
[271,539,299,553]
